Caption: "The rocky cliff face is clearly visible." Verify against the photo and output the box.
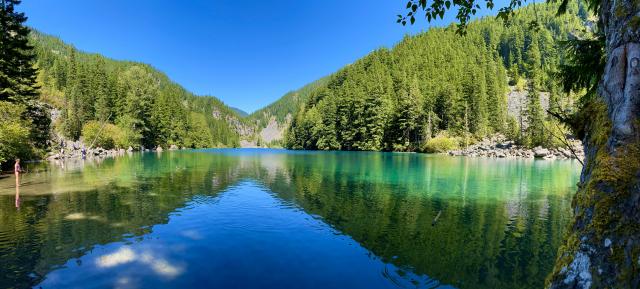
[506,84,551,126]
[211,107,255,139]
[258,114,291,144]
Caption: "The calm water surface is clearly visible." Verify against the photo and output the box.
[0,149,580,289]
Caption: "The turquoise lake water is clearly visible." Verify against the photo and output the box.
[0,149,581,289]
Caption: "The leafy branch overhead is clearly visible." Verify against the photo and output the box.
[397,0,585,34]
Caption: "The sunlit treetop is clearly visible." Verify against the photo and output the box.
[397,0,600,34]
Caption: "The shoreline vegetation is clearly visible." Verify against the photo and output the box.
[33,133,583,165]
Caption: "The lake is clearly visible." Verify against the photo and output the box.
[0,149,580,289]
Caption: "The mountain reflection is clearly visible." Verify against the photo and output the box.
[0,150,579,289]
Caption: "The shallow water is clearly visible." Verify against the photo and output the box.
[0,149,580,289]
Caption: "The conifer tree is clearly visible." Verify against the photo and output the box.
[0,0,38,102]
[0,0,50,149]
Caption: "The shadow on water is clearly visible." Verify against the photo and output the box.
[0,149,579,289]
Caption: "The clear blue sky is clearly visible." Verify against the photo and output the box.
[20,0,509,113]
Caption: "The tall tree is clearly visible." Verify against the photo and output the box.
[0,0,37,102]
[117,66,158,148]
[0,0,49,150]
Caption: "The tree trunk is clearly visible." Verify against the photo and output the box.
[547,0,640,288]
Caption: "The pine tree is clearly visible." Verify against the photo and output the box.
[524,80,545,147]
[0,0,38,102]
[0,0,50,149]
[92,57,112,122]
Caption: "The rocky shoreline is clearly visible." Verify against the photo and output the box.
[45,142,185,161]
[448,135,584,160]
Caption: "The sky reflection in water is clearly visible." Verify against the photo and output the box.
[0,149,580,289]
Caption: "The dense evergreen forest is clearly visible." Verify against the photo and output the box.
[284,1,589,152]
[0,0,590,167]
[32,32,244,150]
[1,11,248,168]
[1,0,250,168]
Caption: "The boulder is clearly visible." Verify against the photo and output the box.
[496,142,513,149]
[534,147,550,158]
[127,146,134,152]
[169,144,178,150]
[156,146,163,152]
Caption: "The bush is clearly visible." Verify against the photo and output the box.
[423,133,459,153]
[82,121,131,150]
[83,121,114,149]
[0,102,32,166]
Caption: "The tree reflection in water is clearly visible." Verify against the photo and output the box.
[0,150,579,289]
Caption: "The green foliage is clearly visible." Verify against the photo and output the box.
[30,31,244,149]
[0,0,50,152]
[523,82,546,147]
[286,1,585,152]
[114,115,142,149]
[423,133,459,153]
[557,33,605,96]
[505,116,521,142]
[81,121,123,150]
[184,112,214,148]
[0,102,32,166]
[248,77,330,129]
[0,0,38,103]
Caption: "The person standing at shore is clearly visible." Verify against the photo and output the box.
[14,158,21,175]
[14,159,21,208]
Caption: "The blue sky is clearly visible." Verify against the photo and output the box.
[21,0,510,113]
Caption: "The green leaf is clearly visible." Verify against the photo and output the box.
[445,1,451,9]
[410,15,416,24]
[406,1,412,8]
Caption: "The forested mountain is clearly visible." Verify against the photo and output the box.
[31,31,246,150]
[231,107,249,117]
[284,1,589,152]
[246,77,330,146]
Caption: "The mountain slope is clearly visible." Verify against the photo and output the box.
[31,31,249,149]
[246,77,330,146]
[231,107,249,117]
[284,1,588,151]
